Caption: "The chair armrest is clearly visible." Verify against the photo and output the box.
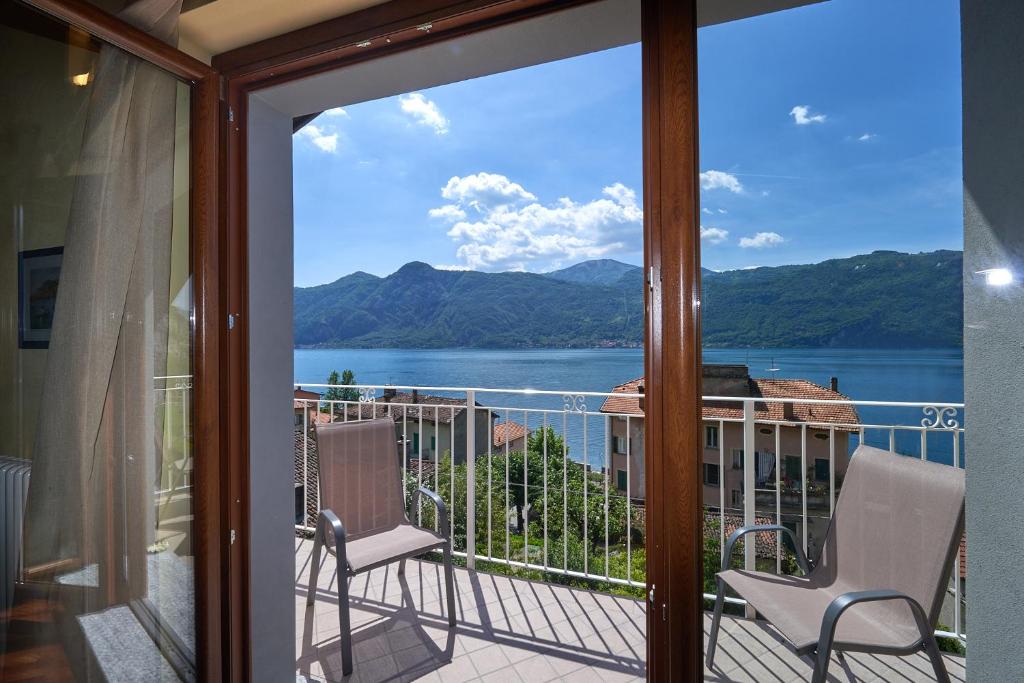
[317,509,347,545]
[722,524,811,574]
[411,486,450,541]
[818,589,932,653]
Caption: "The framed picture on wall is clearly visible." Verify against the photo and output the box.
[18,246,63,349]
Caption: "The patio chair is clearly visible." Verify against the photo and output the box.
[706,445,964,683]
[306,418,456,676]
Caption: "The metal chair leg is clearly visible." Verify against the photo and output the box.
[921,632,952,683]
[705,578,726,669]
[811,643,833,683]
[336,547,353,676]
[306,522,324,607]
[398,558,406,575]
[443,542,456,627]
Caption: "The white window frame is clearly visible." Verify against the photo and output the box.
[705,424,719,449]
[731,448,744,469]
[703,462,720,486]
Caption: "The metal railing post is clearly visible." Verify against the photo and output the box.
[465,389,476,569]
[743,399,756,618]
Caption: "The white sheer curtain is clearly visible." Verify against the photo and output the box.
[18,0,186,678]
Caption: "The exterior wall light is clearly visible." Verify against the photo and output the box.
[976,268,1014,287]
[71,72,91,86]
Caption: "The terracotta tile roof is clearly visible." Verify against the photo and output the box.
[407,458,437,482]
[704,511,787,559]
[341,393,481,424]
[600,376,859,429]
[294,387,321,410]
[493,421,527,448]
[598,377,645,417]
[294,427,320,524]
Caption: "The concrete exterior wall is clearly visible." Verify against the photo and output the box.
[961,0,1024,678]
[398,409,492,465]
[246,93,296,682]
[609,417,646,499]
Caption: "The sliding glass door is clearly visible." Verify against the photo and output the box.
[0,1,201,679]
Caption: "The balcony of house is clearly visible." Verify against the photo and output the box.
[292,383,967,682]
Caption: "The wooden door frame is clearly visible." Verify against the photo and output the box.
[16,1,228,680]
[218,0,703,680]
[641,1,704,679]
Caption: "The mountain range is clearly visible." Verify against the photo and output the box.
[294,250,964,349]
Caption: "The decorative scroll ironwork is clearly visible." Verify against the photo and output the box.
[358,387,377,403]
[921,406,960,430]
[562,394,587,413]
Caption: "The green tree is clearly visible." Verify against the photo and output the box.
[322,369,358,414]
[339,369,358,401]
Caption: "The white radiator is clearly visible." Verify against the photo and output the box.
[0,457,31,611]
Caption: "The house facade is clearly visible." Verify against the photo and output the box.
[341,388,493,465]
[601,365,857,526]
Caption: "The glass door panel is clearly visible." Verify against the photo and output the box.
[0,1,195,679]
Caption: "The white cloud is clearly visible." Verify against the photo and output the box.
[399,93,449,135]
[790,105,827,125]
[700,170,744,193]
[433,264,472,271]
[440,172,536,211]
[700,226,729,245]
[858,132,876,142]
[428,205,467,221]
[718,208,728,214]
[430,174,642,271]
[295,123,339,153]
[323,107,349,117]
[739,231,785,248]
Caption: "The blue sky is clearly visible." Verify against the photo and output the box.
[293,0,962,287]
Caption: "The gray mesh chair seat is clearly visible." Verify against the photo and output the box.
[717,570,923,652]
[343,524,447,573]
[305,418,456,677]
[707,445,965,683]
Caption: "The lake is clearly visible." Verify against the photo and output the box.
[295,347,965,466]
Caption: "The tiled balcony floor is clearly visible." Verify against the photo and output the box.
[295,538,964,682]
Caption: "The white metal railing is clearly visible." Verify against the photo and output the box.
[294,383,645,588]
[293,383,966,641]
[155,375,193,497]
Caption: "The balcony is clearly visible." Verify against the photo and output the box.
[293,384,967,682]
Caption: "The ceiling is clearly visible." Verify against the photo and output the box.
[177,0,825,65]
[178,0,389,63]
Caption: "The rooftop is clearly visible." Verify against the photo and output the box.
[600,376,860,428]
[341,392,484,425]
[492,421,527,448]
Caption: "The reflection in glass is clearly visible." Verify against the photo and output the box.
[0,1,194,680]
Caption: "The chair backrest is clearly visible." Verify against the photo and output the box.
[814,445,965,623]
[314,418,407,540]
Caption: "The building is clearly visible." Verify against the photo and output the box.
[293,387,328,427]
[492,420,528,451]
[340,388,493,465]
[600,365,859,515]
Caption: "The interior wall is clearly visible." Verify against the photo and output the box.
[246,92,297,682]
[962,0,1024,679]
[0,18,93,460]
[0,14,192,465]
